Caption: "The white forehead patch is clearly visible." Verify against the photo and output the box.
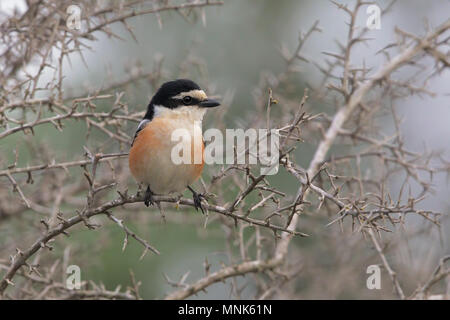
[172,89,207,100]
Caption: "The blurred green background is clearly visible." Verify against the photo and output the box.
[1,0,449,299]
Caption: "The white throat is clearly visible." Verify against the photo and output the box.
[153,105,206,123]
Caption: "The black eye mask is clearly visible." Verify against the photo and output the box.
[174,97,201,106]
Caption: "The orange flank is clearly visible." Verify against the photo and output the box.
[129,118,204,194]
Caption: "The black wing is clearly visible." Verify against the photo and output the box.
[131,119,150,146]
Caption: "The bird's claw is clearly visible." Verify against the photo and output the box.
[144,186,155,207]
[192,192,207,214]
[144,197,154,207]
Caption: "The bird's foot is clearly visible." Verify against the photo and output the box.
[144,186,155,207]
[188,186,207,214]
[193,193,207,214]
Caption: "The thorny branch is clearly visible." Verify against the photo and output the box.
[163,3,450,300]
[1,0,449,300]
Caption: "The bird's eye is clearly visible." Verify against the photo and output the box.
[182,96,192,105]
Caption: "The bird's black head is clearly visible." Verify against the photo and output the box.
[144,79,220,120]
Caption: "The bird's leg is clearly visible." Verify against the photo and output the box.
[187,186,207,214]
[137,183,143,197]
[144,186,155,207]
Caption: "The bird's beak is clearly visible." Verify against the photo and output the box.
[199,98,220,108]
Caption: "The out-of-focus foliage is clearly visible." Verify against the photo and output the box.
[0,0,449,299]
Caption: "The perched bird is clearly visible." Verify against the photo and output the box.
[128,79,220,213]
